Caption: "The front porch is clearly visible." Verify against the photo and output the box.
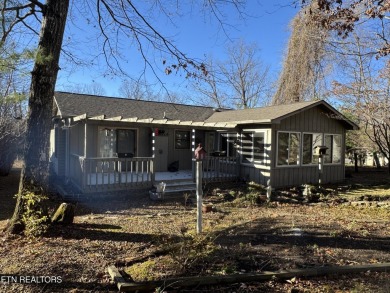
[68,154,240,194]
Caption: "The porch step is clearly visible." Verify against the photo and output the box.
[154,180,196,194]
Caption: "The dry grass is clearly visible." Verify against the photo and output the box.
[0,165,389,292]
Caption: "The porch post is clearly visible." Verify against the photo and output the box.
[151,129,156,184]
[236,131,241,178]
[84,120,87,157]
[152,129,156,158]
[191,129,196,181]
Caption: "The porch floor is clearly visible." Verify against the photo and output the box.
[155,170,193,181]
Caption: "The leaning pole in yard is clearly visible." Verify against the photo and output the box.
[196,160,203,234]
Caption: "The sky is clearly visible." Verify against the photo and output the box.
[55,1,300,98]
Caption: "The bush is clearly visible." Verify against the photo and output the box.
[21,191,50,237]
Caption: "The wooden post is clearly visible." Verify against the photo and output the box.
[150,159,155,185]
[82,157,86,192]
[318,154,323,187]
[196,160,203,234]
[192,129,196,181]
[266,179,272,201]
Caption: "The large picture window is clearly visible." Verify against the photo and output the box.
[277,132,300,166]
[241,132,265,164]
[303,133,323,164]
[324,134,342,164]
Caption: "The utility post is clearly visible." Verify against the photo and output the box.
[196,160,203,234]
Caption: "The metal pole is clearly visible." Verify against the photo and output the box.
[196,160,203,234]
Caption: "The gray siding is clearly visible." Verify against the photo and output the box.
[69,122,84,156]
[138,127,152,157]
[55,126,66,176]
[167,128,204,170]
[271,106,346,188]
[67,122,196,173]
[86,123,98,157]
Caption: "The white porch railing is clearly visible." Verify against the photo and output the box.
[69,154,154,192]
[68,154,240,193]
[201,156,240,182]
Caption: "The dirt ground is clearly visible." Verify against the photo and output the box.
[0,165,390,292]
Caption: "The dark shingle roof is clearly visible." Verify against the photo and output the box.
[54,92,358,130]
[205,100,358,130]
[205,100,320,123]
[54,91,216,122]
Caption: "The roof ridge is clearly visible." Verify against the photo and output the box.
[232,100,320,111]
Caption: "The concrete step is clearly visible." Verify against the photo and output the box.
[154,180,196,194]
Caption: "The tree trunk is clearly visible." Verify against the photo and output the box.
[373,152,381,169]
[51,203,75,224]
[6,0,70,234]
[354,152,359,173]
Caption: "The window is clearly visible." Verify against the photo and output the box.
[241,131,265,164]
[219,133,238,157]
[98,128,136,158]
[303,133,323,164]
[277,132,300,166]
[116,129,136,157]
[99,128,116,157]
[324,134,342,164]
[175,130,190,149]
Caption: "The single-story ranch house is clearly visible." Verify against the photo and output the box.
[50,91,358,196]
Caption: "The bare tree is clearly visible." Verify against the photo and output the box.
[189,57,229,108]
[161,91,186,104]
[299,0,390,57]
[61,83,107,96]
[1,0,246,234]
[220,40,271,109]
[0,41,29,175]
[118,79,157,100]
[190,41,272,109]
[273,4,329,105]
[332,32,390,172]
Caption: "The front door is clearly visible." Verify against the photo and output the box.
[155,136,169,172]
